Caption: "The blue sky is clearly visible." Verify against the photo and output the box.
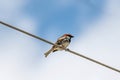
[0,0,120,80]
[25,0,104,38]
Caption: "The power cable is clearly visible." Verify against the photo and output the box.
[0,21,120,73]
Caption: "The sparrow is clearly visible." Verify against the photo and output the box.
[44,34,74,57]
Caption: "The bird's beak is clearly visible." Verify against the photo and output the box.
[71,35,74,38]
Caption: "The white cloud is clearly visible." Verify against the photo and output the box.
[16,16,37,32]
[0,0,25,20]
[0,0,39,80]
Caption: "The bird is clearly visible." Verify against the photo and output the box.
[44,34,74,57]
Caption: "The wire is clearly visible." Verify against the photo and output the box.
[0,21,120,73]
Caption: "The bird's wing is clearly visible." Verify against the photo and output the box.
[56,36,66,45]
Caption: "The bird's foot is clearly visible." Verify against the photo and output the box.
[65,48,70,51]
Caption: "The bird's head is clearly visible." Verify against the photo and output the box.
[63,34,74,38]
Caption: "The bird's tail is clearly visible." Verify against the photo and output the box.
[44,48,53,57]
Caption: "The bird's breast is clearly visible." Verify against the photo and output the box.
[62,42,70,48]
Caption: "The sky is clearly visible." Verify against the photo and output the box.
[0,0,120,80]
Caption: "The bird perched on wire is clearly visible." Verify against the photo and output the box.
[44,34,74,57]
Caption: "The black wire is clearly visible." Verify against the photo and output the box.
[0,21,120,73]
